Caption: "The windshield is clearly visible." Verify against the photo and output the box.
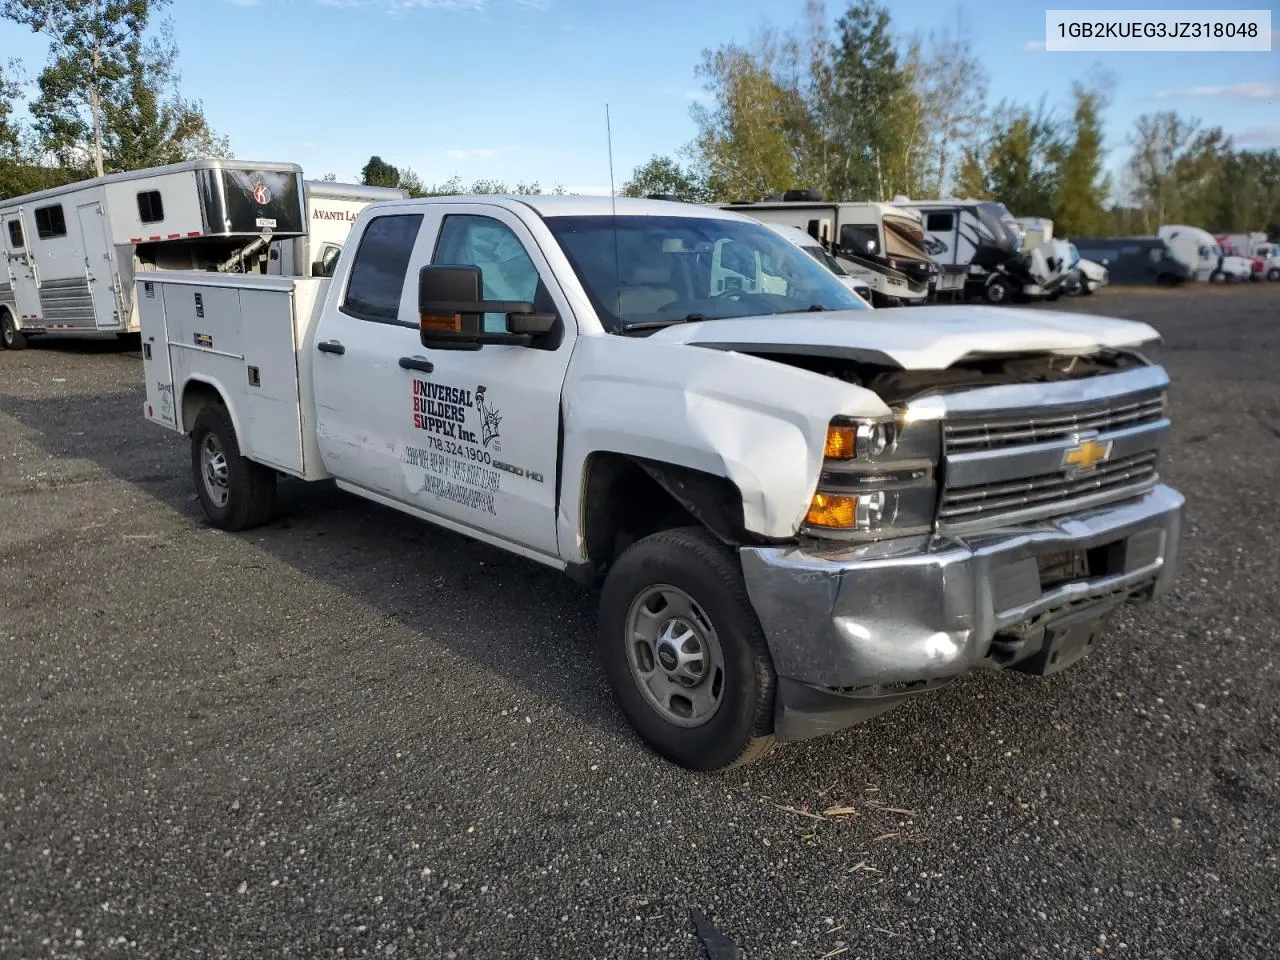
[544,214,867,330]
[801,243,850,276]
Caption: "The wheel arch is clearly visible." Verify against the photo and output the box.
[180,376,244,442]
[569,452,764,587]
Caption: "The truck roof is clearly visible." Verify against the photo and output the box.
[377,194,747,221]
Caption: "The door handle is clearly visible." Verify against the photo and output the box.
[398,356,434,373]
[317,340,345,355]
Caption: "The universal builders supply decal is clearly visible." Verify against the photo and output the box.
[402,378,522,516]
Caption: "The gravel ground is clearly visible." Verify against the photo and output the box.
[1,283,1277,960]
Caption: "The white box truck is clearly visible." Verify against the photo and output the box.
[1,159,307,350]
[267,180,407,278]
[137,195,1184,771]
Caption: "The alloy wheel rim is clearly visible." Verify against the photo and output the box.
[201,433,230,508]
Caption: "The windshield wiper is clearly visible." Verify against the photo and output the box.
[622,313,707,331]
[773,304,831,316]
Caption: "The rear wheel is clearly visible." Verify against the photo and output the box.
[1210,269,1227,284]
[190,404,277,531]
[1,310,27,350]
[599,527,777,771]
[1269,268,1280,282]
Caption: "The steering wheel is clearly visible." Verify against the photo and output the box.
[710,288,748,301]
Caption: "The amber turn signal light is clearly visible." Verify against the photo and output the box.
[420,312,462,333]
[824,425,856,460]
[806,492,857,529]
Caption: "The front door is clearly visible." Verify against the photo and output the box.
[1,211,41,319]
[76,202,121,329]
[312,203,577,560]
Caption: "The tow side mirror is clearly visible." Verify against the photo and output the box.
[417,264,557,350]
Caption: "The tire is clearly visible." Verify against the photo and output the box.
[190,404,277,531]
[1268,268,1280,282]
[599,527,777,771]
[1209,269,1226,284]
[1,310,27,350]
[984,276,1012,304]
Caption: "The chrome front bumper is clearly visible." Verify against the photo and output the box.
[740,485,1184,738]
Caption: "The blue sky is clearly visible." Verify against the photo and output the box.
[1,0,1277,194]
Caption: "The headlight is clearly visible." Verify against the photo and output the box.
[807,416,940,540]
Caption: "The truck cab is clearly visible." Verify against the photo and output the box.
[138,196,1185,772]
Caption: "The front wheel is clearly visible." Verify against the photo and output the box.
[190,404,277,531]
[1210,269,1227,284]
[1268,268,1280,282]
[599,527,777,771]
[984,276,1013,304]
[1,310,27,350]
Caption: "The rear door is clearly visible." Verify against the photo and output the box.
[2,211,41,320]
[76,201,122,329]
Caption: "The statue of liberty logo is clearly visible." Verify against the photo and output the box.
[476,385,502,450]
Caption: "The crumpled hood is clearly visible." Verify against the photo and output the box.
[648,305,1161,370]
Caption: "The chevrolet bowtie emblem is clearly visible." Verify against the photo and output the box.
[1062,437,1113,472]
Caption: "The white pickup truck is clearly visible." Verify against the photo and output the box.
[138,196,1184,771]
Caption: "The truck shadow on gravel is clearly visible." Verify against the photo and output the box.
[0,387,629,744]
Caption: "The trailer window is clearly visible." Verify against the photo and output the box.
[34,204,67,240]
[137,190,164,224]
[926,212,954,232]
[341,213,423,323]
[6,220,22,249]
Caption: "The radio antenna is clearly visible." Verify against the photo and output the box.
[606,103,622,319]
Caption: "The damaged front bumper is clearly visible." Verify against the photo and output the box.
[739,484,1184,742]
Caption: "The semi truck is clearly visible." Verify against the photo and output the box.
[1,159,307,350]
[137,195,1185,771]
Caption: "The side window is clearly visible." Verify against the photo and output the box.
[1148,247,1163,265]
[34,204,67,240]
[926,212,954,232]
[6,220,22,249]
[341,213,423,322]
[137,190,164,223]
[433,214,542,333]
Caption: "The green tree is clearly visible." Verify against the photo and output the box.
[2,0,167,177]
[1052,76,1113,235]
[953,146,988,199]
[828,0,917,199]
[99,24,229,170]
[689,42,798,201]
[909,11,988,197]
[977,99,1060,215]
[360,155,400,188]
[622,154,709,201]
[1124,111,1201,230]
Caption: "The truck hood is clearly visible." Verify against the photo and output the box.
[649,306,1160,371]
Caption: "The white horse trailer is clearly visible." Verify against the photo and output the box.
[1,159,306,350]
[266,180,407,279]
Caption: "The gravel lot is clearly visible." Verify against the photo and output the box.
[2,284,1278,960]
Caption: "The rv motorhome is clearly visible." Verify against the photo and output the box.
[889,198,1050,304]
[1,159,306,349]
[719,192,940,307]
[1069,237,1191,286]
[267,180,407,278]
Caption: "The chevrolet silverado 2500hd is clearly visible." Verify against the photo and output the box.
[139,196,1184,771]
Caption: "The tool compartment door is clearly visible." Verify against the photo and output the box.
[138,278,178,427]
[154,275,306,477]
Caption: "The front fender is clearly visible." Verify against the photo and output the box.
[557,335,889,563]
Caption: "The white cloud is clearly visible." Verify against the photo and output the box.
[1156,82,1280,102]
[1233,125,1280,146]
[1023,40,1045,51]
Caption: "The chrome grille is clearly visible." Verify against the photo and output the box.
[943,392,1165,452]
[939,451,1159,523]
